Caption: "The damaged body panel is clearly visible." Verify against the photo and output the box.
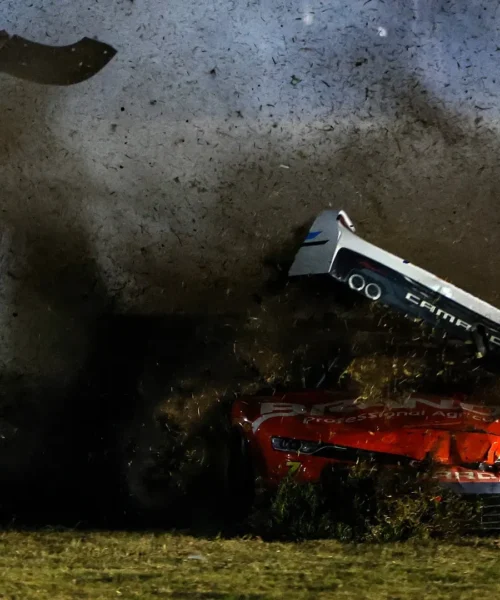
[232,392,500,529]
[0,31,116,85]
[289,210,500,357]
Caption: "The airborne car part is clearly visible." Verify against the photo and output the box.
[232,392,500,530]
[289,210,500,357]
[0,30,116,85]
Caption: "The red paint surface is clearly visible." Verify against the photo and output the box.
[232,392,500,488]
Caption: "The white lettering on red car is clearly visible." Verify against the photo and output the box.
[435,469,500,482]
[251,402,307,433]
[251,397,500,432]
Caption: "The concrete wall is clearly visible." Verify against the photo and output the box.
[2,0,500,379]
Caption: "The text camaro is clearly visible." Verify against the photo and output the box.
[288,209,500,356]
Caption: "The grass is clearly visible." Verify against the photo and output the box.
[249,461,481,543]
[0,530,499,599]
[0,305,498,598]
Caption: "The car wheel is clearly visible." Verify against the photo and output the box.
[224,427,255,521]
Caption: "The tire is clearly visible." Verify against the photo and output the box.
[224,427,255,522]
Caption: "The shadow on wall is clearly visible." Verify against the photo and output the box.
[0,295,353,528]
[0,79,116,523]
[0,79,111,380]
[0,311,308,527]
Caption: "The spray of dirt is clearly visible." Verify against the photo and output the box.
[0,255,499,530]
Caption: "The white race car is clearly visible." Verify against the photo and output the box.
[289,210,500,357]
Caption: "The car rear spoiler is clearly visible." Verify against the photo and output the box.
[289,210,500,357]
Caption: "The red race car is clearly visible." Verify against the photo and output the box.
[231,392,500,528]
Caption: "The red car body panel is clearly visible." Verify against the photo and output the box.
[231,392,500,494]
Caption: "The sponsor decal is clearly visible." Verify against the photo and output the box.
[286,461,301,476]
[435,469,500,482]
[346,274,500,348]
[303,410,470,426]
[405,292,500,347]
[251,397,500,432]
[302,230,327,247]
[251,402,306,432]
[303,410,496,426]
[405,292,471,330]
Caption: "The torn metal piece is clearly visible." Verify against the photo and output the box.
[0,31,116,85]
